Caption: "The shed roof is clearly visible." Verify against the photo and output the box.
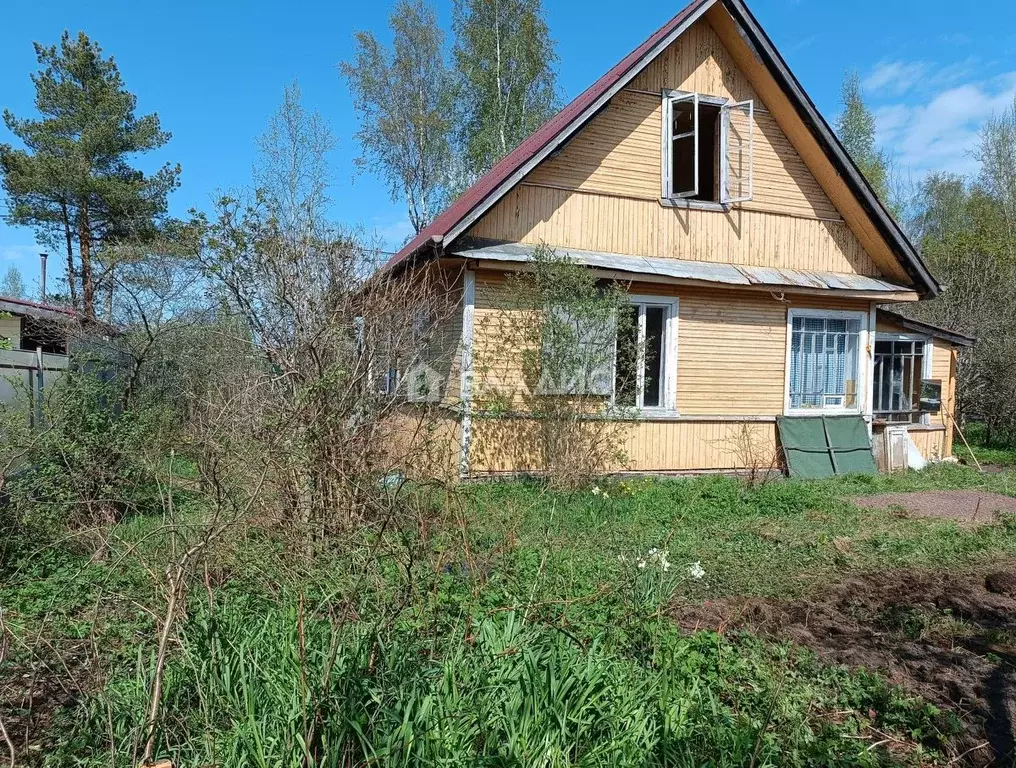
[454,241,917,297]
[0,296,75,322]
[877,309,975,347]
[386,0,940,298]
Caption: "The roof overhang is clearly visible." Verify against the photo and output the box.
[876,309,975,347]
[453,241,920,300]
[0,297,75,323]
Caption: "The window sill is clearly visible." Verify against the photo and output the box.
[785,409,864,418]
[659,197,731,213]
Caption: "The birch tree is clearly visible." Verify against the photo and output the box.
[342,0,455,234]
[453,0,558,178]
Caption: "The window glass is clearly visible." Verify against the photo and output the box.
[643,307,665,408]
[873,338,925,423]
[614,305,639,407]
[789,315,862,410]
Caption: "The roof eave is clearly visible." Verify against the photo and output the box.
[721,0,940,299]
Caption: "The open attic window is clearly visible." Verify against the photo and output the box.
[663,91,754,205]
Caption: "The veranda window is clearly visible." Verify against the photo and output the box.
[788,313,863,411]
[873,339,925,424]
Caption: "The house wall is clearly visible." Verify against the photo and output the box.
[464,16,911,284]
[874,315,958,460]
[0,316,22,349]
[467,268,877,474]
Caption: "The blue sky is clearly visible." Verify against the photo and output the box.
[2,0,1015,293]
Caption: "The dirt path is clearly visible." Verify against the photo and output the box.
[851,490,1016,525]
[674,562,1016,767]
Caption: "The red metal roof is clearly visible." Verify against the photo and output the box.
[385,0,939,298]
[386,0,712,269]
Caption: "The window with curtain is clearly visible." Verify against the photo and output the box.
[788,314,862,411]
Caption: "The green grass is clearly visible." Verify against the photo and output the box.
[953,423,1016,467]
[459,465,1016,614]
[4,464,1014,767]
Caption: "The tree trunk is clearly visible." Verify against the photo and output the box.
[60,201,77,310]
[78,197,95,320]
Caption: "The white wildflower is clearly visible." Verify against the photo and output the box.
[637,559,647,569]
[688,561,705,580]
[591,486,601,496]
[602,492,609,499]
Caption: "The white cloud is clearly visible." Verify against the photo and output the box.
[863,57,980,99]
[873,69,1016,176]
[0,244,41,264]
[864,61,928,97]
[371,218,415,252]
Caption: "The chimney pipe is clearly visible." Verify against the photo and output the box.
[39,253,48,303]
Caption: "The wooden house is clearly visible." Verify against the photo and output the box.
[386,0,973,477]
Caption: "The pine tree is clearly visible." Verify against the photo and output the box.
[0,32,180,319]
[453,0,558,178]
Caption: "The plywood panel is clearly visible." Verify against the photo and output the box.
[468,183,879,275]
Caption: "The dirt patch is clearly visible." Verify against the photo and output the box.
[851,489,1016,525]
[674,563,1016,767]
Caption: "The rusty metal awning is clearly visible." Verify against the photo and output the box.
[452,241,915,295]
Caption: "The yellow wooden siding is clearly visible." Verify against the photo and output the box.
[0,316,21,349]
[706,5,911,284]
[468,184,879,275]
[908,428,948,462]
[470,269,871,418]
[931,339,956,453]
[470,417,780,474]
[529,18,841,222]
[389,407,462,480]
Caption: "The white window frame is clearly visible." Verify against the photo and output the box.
[784,308,869,417]
[662,90,754,205]
[611,295,679,415]
[719,99,754,204]
[873,332,933,427]
[662,91,699,200]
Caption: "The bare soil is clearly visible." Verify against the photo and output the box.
[674,562,1016,767]
[851,490,1016,525]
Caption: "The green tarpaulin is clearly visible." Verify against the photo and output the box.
[777,415,877,479]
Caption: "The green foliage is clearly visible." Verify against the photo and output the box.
[56,598,952,768]
[341,0,456,234]
[2,368,176,549]
[0,264,26,299]
[836,72,892,210]
[0,31,180,317]
[9,467,1012,766]
[453,0,559,177]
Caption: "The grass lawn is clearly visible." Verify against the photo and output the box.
[953,423,1016,468]
[4,463,1016,767]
